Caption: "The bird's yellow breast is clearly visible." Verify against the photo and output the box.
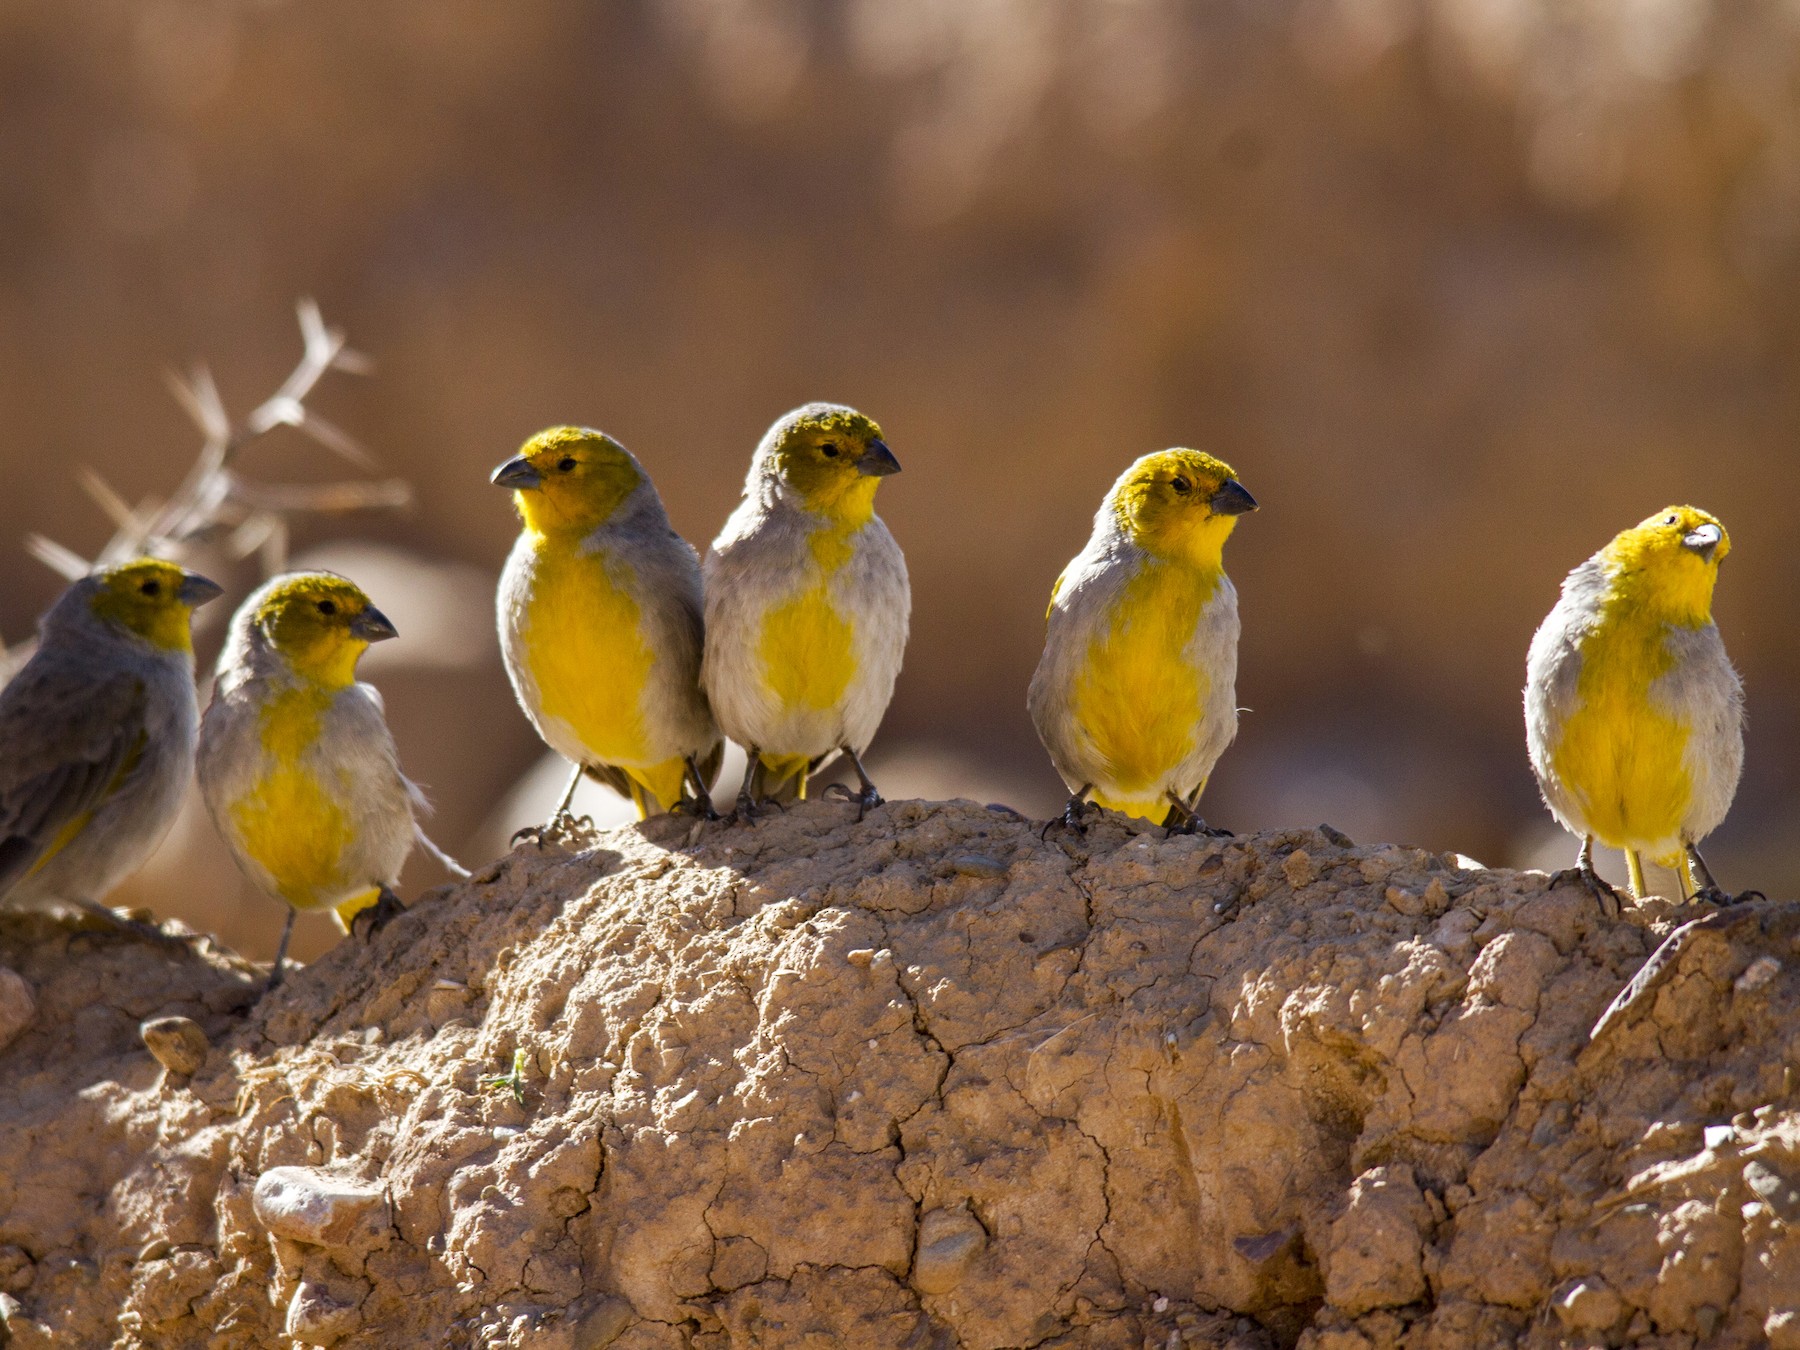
[520,539,655,765]
[1550,606,1693,857]
[1073,560,1217,814]
[228,684,358,910]
[754,520,860,715]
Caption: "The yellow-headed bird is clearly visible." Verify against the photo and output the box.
[1525,506,1744,903]
[0,559,221,931]
[702,403,909,819]
[493,427,720,827]
[1029,450,1257,831]
[198,573,435,986]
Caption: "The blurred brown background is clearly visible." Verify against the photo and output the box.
[3,0,1798,960]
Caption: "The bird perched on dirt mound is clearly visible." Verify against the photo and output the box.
[1526,505,1745,903]
[0,559,220,931]
[199,572,440,987]
[1029,450,1257,831]
[493,427,720,828]
[702,403,909,819]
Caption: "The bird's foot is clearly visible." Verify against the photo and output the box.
[1550,866,1624,919]
[513,810,593,849]
[1691,886,1766,907]
[669,793,721,823]
[823,780,882,823]
[350,886,407,941]
[1042,797,1092,840]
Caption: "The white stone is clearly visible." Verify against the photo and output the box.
[253,1167,390,1250]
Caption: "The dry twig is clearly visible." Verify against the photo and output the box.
[3,301,410,679]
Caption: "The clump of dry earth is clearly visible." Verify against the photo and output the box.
[1,799,1797,1349]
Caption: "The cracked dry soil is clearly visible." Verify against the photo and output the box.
[2,799,1800,1349]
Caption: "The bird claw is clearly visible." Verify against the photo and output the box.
[350,886,407,941]
[1550,866,1623,919]
[823,781,882,822]
[513,810,592,849]
[1043,797,1092,840]
[670,795,721,823]
[1692,886,1766,908]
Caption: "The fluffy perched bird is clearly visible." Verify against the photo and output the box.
[0,559,221,929]
[1525,505,1745,903]
[494,426,720,825]
[199,573,437,985]
[702,403,909,817]
[1029,449,1258,831]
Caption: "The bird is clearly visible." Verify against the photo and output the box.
[702,402,909,819]
[0,558,221,933]
[1525,505,1745,905]
[198,572,446,987]
[492,426,721,829]
[1028,449,1258,833]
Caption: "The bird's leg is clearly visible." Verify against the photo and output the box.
[1683,843,1764,906]
[1163,789,1233,839]
[1626,850,1648,902]
[823,747,883,821]
[513,762,589,845]
[1042,785,1094,839]
[70,897,186,947]
[733,750,763,824]
[266,909,297,993]
[350,885,407,940]
[671,755,720,821]
[1549,836,1623,918]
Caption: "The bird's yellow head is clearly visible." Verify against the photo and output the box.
[250,572,396,688]
[491,427,645,537]
[761,404,899,522]
[86,559,222,652]
[1600,505,1731,624]
[1109,449,1257,565]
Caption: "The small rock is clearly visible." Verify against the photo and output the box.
[140,1017,209,1077]
[0,1245,31,1294]
[1704,1124,1735,1151]
[1767,1310,1800,1350]
[1745,1160,1800,1224]
[1735,955,1781,994]
[0,968,35,1053]
[1385,885,1426,917]
[1283,850,1316,889]
[252,1167,390,1250]
[1553,1278,1623,1332]
[913,1204,986,1294]
[1324,1164,1431,1314]
[285,1280,360,1345]
[846,948,875,969]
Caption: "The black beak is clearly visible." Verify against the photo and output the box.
[856,438,901,477]
[178,573,224,606]
[1209,479,1258,516]
[349,607,398,642]
[491,456,543,490]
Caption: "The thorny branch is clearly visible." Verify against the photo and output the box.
[1,301,410,679]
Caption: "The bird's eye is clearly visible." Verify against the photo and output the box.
[317,600,337,616]
[1665,515,1678,525]
[557,457,577,472]
[1170,476,1192,494]
[139,580,161,597]
[820,443,840,459]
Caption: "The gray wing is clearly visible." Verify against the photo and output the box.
[0,656,149,901]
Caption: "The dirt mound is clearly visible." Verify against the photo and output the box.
[1,800,1797,1349]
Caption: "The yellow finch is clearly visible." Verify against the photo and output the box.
[1525,506,1744,903]
[1029,450,1257,831]
[198,573,432,986]
[493,426,720,826]
[0,559,221,930]
[702,403,908,818]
